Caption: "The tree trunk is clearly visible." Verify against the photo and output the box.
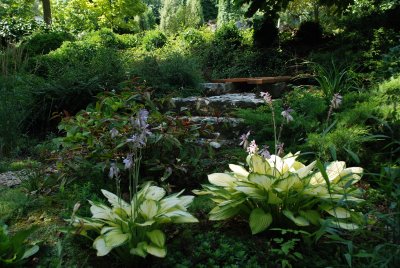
[42,0,52,25]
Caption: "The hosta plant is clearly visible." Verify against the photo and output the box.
[69,182,198,258]
[194,151,365,234]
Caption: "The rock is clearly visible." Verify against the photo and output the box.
[0,170,30,187]
[170,93,264,115]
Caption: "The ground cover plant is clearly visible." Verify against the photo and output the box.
[0,0,399,267]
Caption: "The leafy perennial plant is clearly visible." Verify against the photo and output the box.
[195,150,365,234]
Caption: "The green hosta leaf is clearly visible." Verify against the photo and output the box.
[139,200,159,220]
[332,220,359,230]
[235,186,266,200]
[249,208,273,234]
[93,236,112,256]
[145,186,166,201]
[208,173,237,186]
[147,230,165,248]
[268,192,282,204]
[299,210,321,225]
[146,244,167,258]
[283,210,310,226]
[248,174,273,190]
[21,245,39,260]
[324,207,351,219]
[209,205,241,221]
[102,227,130,249]
[130,241,148,258]
[251,155,270,174]
[229,164,249,178]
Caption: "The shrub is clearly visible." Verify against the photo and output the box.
[142,29,167,51]
[129,51,203,94]
[30,40,125,133]
[21,30,74,57]
[253,16,279,48]
[213,23,243,48]
[296,21,323,45]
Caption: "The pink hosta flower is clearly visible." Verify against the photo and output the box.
[259,145,271,159]
[239,131,251,149]
[247,140,259,154]
[123,154,133,170]
[277,143,285,156]
[281,107,294,123]
[331,93,343,109]
[260,92,273,106]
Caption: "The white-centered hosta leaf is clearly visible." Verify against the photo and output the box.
[145,186,166,201]
[93,236,112,256]
[140,200,159,220]
[101,189,130,209]
[229,164,249,178]
[295,160,316,179]
[208,173,237,186]
[209,205,240,221]
[235,186,266,200]
[103,227,129,249]
[251,155,271,174]
[248,174,273,191]
[283,210,310,226]
[249,208,273,234]
[89,201,114,221]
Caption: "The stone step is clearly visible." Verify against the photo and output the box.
[170,93,264,115]
[200,81,290,97]
[178,116,245,139]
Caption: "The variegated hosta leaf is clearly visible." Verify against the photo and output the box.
[208,173,237,187]
[295,160,316,179]
[147,230,166,248]
[145,186,166,201]
[209,205,241,221]
[89,201,115,221]
[249,208,273,234]
[140,200,159,220]
[229,164,249,178]
[101,189,130,210]
[102,227,130,249]
[331,220,359,230]
[146,244,167,258]
[93,236,112,256]
[299,210,321,225]
[324,207,351,219]
[248,174,273,191]
[250,155,271,174]
[283,210,310,226]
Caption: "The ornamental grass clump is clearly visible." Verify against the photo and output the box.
[68,109,198,259]
[194,146,365,235]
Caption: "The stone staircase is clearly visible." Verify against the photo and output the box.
[167,79,291,148]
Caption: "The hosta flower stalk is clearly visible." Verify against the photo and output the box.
[194,151,365,235]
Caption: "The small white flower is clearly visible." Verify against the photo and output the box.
[260,92,273,105]
[331,93,343,109]
[123,154,133,170]
[281,108,294,123]
[109,128,119,139]
[108,162,120,179]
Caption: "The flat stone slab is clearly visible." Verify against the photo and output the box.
[170,93,264,115]
[0,170,30,187]
[180,116,244,126]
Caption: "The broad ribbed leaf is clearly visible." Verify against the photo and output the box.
[251,155,270,174]
[249,208,273,234]
[140,200,159,220]
[299,210,321,225]
[146,244,167,258]
[235,186,266,200]
[147,230,165,248]
[248,174,273,190]
[208,173,237,186]
[209,205,240,221]
[325,207,351,219]
[283,210,310,226]
[103,227,129,249]
[229,164,249,178]
[93,236,112,256]
[332,220,359,230]
[145,186,166,201]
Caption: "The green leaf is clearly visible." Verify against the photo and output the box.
[283,210,310,226]
[208,173,237,186]
[146,244,167,258]
[344,148,360,164]
[249,208,273,234]
[299,210,321,225]
[130,241,148,258]
[324,207,351,219]
[146,230,166,248]
[21,245,39,260]
[209,205,241,221]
